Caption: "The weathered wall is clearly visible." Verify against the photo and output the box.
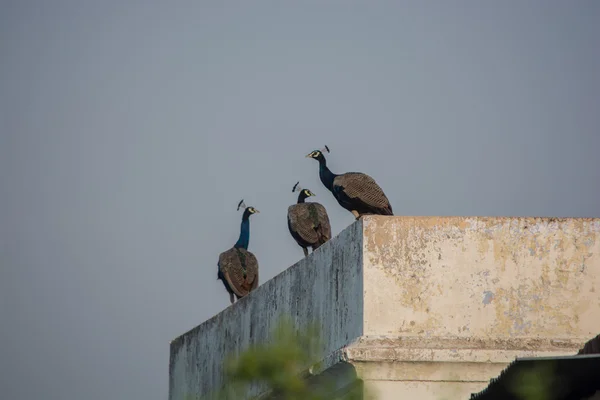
[362,216,600,340]
[359,216,600,400]
[169,216,600,400]
[169,221,364,400]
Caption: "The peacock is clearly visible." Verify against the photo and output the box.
[306,145,393,219]
[217,200,260,304]
[287,182,332,257]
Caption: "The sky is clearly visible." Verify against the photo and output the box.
[1,1,599,400]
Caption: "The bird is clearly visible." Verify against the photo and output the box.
[306,145,393,219]
[217,200,260,304]
[287,182,332,257]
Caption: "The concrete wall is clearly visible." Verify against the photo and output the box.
[169,221,364,400]
[169,216,600,400]
[359,216,600,400]
[362,216,600,340]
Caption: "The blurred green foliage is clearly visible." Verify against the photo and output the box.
[215,316,368,400]
[508,362,558,400]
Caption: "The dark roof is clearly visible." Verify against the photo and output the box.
[470,354,600,400]
[578,334,600,355]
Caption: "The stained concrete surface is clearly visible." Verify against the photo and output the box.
[170,216,600,400]
[169,221,364,400]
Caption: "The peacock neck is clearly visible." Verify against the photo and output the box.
[234,214,250,249]
[318,157,336,191]
[297,192,308,203]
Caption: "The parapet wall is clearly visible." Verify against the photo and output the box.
[169,221,364,400]
[362,216,600,340]
[169,216,600,400]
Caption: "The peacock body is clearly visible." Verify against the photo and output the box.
[217,202,259,304]
[287,184,331,257]
[306,148,393,219]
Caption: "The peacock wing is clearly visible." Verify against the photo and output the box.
[311,202,332,241]
[333,172,392,212]
[218,248,259,297]
[288,204,320,244]
[243,250,259,292]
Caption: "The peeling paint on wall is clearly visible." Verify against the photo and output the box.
[482,291,494,305]
[170,216,600,400]
[362,216,600,339]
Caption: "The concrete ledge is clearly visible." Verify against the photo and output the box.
[169,221,364,400]
[346,336,583,363]
[169,216,600,400]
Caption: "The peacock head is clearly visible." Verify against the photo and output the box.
[237,200,260,217]
[302,189,315,198]
[305,145,330,161]
[292,182,316,201]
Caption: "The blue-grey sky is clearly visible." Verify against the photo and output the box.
[1,1,599,400]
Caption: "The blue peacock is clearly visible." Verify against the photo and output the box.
[306,145,393,219]
[217,200,260,304]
